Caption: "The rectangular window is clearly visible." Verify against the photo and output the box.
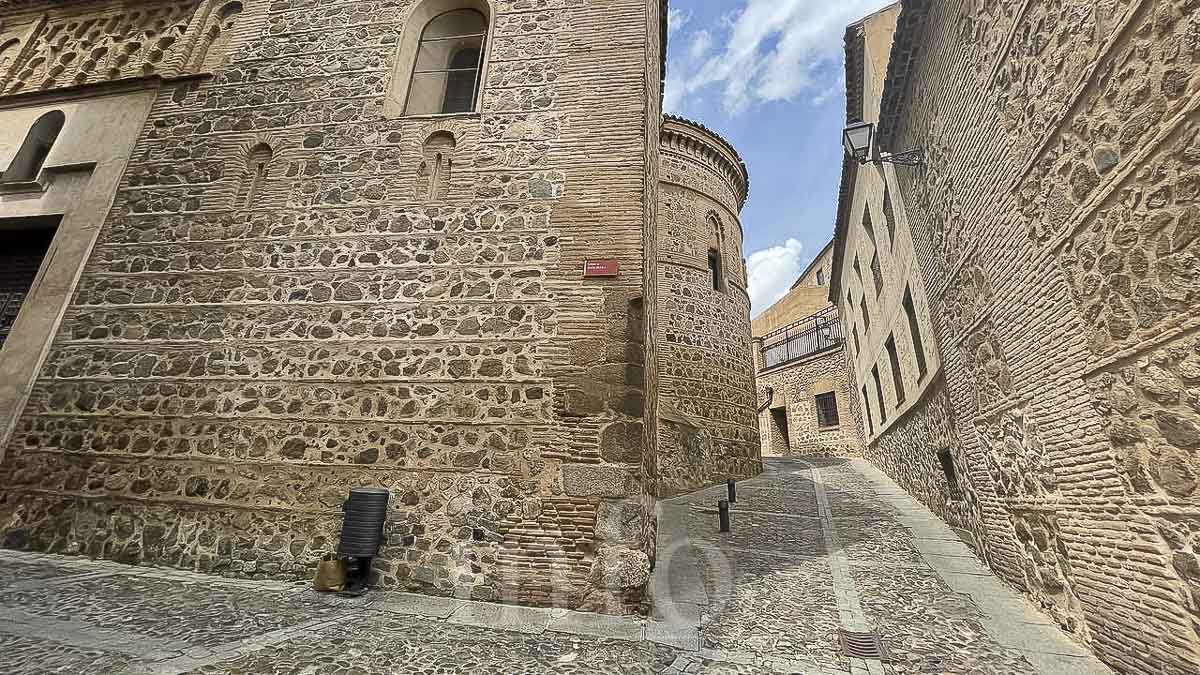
[938,448,961,500]
[883,186,896,243]
[872,365,887,424]
[860,300,870,332]
[852,325,861,357]
[853,255,864,287]
[0,226,57,347]
[903,287,928,381]
[863,209,877,247]
[708,249,723,292]
[815,392,840,428]
[816,269,825,286]
[861,384,874,436]
[870,253,884,296]
[886,333,905,405]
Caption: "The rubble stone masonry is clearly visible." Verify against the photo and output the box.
[0,0,757,614]
[862,0,1200,671]
[654,116,761,495]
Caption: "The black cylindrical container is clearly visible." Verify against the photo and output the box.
[338,487,390,557]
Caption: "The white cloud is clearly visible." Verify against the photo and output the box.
[688,29,713,61]
[667,7,692,35]
[667,0,893,115]
[746,238,806,317]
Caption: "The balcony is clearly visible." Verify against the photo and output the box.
[759,305,843,370]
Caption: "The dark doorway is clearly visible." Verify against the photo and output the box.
[770,407,790,454]
[0,218,59,347]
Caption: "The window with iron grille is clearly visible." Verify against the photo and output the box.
[870,253,884,296]
[815,392,840,428]
[872,365,887,424]
[0,226,56,347]
[861,384,874,436]
[903,287,928,381]
[886,333,905,405]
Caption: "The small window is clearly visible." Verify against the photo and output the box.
[853,254,864,286]
[886,333,905,405]
[815,392,840,428]
[870,253,884,296]
[903,287,928,381]
[243,143,273,208]
[708,249,723,292]
[872,365,887,424]
[405,9,488,115]
[1,111,65,184]
[816,269,826,286]
[938,448,961,500]
[861,384,874,436]
[860,300,871,332]
[852,325,861,356]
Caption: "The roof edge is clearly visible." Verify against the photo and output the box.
[662,113,752,209]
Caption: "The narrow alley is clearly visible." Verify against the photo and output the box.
[0,458,1108,674]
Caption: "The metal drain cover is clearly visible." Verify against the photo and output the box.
[839,629,889,661]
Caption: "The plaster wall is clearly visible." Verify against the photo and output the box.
[0,89,157,459]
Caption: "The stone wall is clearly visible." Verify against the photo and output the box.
[873,0,1200,670]
[0,0,669,614]
[754,346,864,458]
[654,116,760,496]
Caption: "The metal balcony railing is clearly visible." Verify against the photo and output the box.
[760,305,843,369]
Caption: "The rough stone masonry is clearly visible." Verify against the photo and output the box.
[0,0,760,613]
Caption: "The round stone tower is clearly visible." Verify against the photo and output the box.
[654,115,761,495]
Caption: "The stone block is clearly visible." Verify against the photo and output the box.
[599,421,643,464]
[561,465,639,498]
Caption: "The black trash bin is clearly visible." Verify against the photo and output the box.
[338,487,390,557]
[338,487,389,594]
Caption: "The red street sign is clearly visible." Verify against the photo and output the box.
[583,259,620,277]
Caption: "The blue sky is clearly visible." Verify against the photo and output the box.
[664,0,893,316]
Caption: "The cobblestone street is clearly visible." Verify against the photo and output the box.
[0,458,1110,674]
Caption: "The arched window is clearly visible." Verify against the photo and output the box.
[405,9,487,115]
[241,143,273,208]
[191,2,244,72]
[415,131,456,200]
[2,111,65,184]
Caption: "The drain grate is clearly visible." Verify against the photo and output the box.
[839,629,889,661]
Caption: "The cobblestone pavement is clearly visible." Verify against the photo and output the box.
[0,458,1110,674]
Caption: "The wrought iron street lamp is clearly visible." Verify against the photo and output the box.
[842,121,922,167]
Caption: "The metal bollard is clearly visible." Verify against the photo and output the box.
[718,499,731,532]
[727,478,737,503]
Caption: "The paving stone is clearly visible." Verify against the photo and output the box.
[447,600,551,634]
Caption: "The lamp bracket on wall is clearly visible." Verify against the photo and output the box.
[842,121,923,168]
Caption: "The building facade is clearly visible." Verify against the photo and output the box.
[0,0,759,613]
[832,1,1200,671]
[752,242,865,458]
[655,116,761,493]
